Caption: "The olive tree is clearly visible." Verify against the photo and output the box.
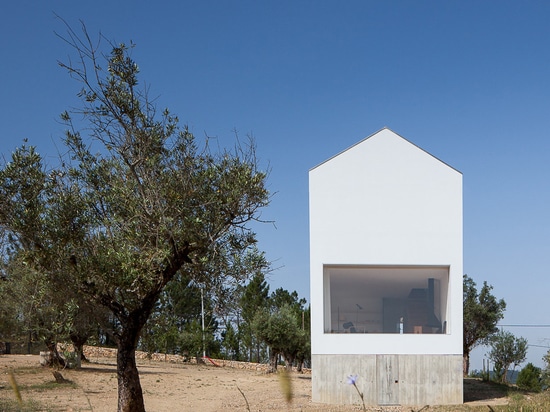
[252,288,309,373]
[252,304,305,372]
[463,275,506,376]
[0,145,98,365]
[488,330,527,383]
[1,21,270,412]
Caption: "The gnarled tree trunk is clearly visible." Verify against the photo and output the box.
[114,293,160,412]
[283,353,296,372]
[116,319,145,412]
[70,333,90,368]
[42,339,66,368]
[267,350,279,373]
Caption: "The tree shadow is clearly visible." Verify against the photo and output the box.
[463,378,509,403]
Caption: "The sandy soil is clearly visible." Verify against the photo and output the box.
[0,355,507,411]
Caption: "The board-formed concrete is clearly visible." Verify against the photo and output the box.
[312,353,463,406]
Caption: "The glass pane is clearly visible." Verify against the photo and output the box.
[325,266,449,334]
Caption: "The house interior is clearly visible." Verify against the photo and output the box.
[325,265,449,334]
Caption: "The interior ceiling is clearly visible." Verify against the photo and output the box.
[328,265,449,299]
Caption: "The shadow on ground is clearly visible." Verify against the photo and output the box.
[463,378,508,403]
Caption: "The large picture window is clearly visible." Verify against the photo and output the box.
[324,265,449,334]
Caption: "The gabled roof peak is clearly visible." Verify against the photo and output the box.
[310,127,461,174]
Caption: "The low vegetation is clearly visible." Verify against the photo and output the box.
[499,390,550,412]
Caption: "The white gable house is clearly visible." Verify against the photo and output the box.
[309,128,463,406]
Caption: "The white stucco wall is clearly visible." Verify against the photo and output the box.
[309,128,463,356]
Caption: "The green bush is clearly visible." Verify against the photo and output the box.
[516,362,542,392]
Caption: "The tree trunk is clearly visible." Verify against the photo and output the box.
[70,334,90,366]
[463,351,470,377]
[73,345,82,369]
[114,292,161,412]
[44,340,66,368]
[502,366,509,383]
[284,353,295,372]
[116,322,145,412]
[268,350,278,373]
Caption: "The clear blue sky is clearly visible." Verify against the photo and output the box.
[2,1,549,370]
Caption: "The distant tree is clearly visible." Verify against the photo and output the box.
[2,248,70,366]
[269,287,309,370]
[295,305,311,371]
[541,349,550,388]
[0,145,63,361]
[240,272,270,361]
[68,299,111,366]
[251,287,309,372]
[463,275,506,376]
[270,288,307,312]
[0,21,270,412]
[0,265,22,346]
[516,362,542,392]
[488,330,527,383]
[0,148,119,367]
[252,304,305,372]
[0,145,110,365]
[179,318,220,360]
[139,298,183,357]
[207,246,270,361]
[139,274,203,355]
[220,321,240,360]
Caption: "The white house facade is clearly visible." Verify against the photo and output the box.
[309,128,463,406]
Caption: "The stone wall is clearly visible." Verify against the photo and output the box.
[57,344,310,374]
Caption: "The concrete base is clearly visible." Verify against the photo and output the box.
[312,354,463,406]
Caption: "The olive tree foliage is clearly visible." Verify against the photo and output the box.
[488,330,527,383]
[252,287,309,372]
[2,255,69,361]
[463,274,506,376]
[269,288,310,371]
[252,304,301,372]
[0,145,107,365]
[0,146,52,349]
[0,276,18,344]
[1,21,270,412]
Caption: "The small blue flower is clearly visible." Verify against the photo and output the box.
[346,374,366,411]
[347,374,358,385]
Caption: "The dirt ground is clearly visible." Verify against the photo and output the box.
[0,354,508,412]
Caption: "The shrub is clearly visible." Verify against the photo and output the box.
[516,362,542,392]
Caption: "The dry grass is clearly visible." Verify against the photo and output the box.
[1,355,549,412]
